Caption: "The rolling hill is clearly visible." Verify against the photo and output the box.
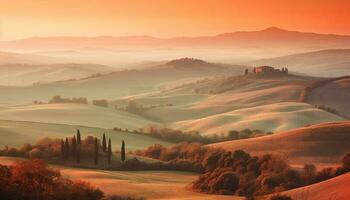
[2,27,350,51]
[172,102,344,135]
[0,51,65,65]
[263,173,350,200]
[0,103,158,130]
[306,76,350,118]
[209,122,350,167]
[0,63,114,86]
[114,73,343,134]
[0,120,171,149]
[0,58,245,105]
[2,27,350,64]
[248,49,350,77]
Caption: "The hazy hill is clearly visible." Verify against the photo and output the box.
[0,58,244,105]
[0,51,66,65]
[2,27,350,50]
[248,49,350,77]
[2,27,350,64]
[0,63,114,86]
[209,122,350,167]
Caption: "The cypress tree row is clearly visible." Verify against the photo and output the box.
[102,133,107,153]
[94,137,99,165]
[107,138,112,165]
[121,140,126,162]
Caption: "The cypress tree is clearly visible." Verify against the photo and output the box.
[76,144,81,164]
[94,137,99,165]
[121,140,126,162]
[60,139,65,160]
[107,138,112,165]
[77,129,81,145]
[65,138,70,159]
[102,133,107,153]
[72,136,77,156]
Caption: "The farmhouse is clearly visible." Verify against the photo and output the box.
[249,66,288,75]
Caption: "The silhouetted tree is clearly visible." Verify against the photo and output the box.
[303,164,316,185]
[107,138,112,165]
[94,138,98,165]
[121,140,126,162]
[72,136,77,156]
[64,138,70,159]
[102,133,107,153]
[60,139,65,160]
[76,144,80,164]
[77,129,81,145]
[342,153,350,170]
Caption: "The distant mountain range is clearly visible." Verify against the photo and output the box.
[1,27,350,51]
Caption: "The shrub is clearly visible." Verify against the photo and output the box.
[49,95,88,104]
[92,99,109,107]
[0,159,103,200]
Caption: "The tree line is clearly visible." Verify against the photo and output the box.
[60,129,126,165]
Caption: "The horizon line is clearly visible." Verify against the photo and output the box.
[2,26,350,42]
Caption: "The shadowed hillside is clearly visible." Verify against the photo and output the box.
[306,76,350,118]
[264,173,350,200]
[209,122,350,167]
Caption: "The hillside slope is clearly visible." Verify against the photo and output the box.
[248,49,350,77]
[306,77,350,118]
[0,51,66,65]
[172,102,344,135]
[0,63,114,86]
[263,173,350,200]
[0,120,171,150]
[0,104,158,130]
[0,58,244,105]
[209,122,350,166]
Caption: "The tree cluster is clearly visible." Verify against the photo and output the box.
[134,142,350,198]
[0,130,127,166]
[49,95,88,104]
[135,125,271,144]
[92,99,109,107]
[0,159,144,200]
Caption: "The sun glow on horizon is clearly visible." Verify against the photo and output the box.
[0,0,350,41]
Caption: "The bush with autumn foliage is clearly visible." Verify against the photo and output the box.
[0,159,144,200]
[0,159,103,200]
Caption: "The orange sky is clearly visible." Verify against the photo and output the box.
[0,0,350,40]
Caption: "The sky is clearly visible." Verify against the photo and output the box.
[1,0,350,41]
